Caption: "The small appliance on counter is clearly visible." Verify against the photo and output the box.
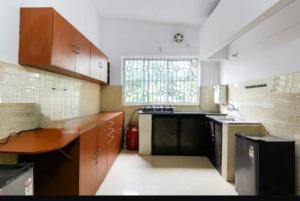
[0,163,34,196]
[141,105,175,113]
[235,134,295,195]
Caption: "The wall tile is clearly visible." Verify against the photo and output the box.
[0,60,101,134]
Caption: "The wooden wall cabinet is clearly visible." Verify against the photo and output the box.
[19,7,108,84]
[90,44,108,83]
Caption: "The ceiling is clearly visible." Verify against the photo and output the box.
[92,0,220,26]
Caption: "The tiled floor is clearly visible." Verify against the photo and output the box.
[96,150,238,195]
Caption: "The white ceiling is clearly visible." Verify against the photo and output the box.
[92,0,220,26]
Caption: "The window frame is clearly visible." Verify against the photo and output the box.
[121,56,201,106]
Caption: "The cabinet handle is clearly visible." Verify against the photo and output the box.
[76,47,80,55]
[95,149,102,156]
[98,61,103,68]
[72,45,77,53]
[108,121,115,127]
[107,135,114,144]
[107,128,114,136]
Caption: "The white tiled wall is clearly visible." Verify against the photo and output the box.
[0,61,101,128]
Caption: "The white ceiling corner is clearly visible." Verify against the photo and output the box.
[91,0,220,26]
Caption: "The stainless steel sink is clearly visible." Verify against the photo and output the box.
[215,117,236,121]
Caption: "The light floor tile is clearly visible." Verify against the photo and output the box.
[96,150,238,196]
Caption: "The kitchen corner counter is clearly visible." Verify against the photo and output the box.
[206,115,262,125]
[0,113,123,155]
[0,129,80,154]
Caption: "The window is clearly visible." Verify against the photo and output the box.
[122,57,200,106]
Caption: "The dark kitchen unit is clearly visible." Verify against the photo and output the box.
[235,134,295,195]
[152,114,206,156]
[206,119,223,174]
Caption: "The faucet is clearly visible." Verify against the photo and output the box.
[227,103,239,112]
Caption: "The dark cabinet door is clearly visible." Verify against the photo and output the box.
[180,116,205,156]
[214,122,223,174]
[152,115,178,155]
[207,120,216,165]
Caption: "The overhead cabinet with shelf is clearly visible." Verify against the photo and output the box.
[19,7,108,84]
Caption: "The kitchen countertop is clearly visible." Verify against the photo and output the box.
[138,111,226,116]
[206,115,262,125]
[0,112,123,154]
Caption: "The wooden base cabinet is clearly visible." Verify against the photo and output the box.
[99,113,124,171]
[19,113,124,196]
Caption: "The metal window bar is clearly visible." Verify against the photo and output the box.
[122,56,200,106]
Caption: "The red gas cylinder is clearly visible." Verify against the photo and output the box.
[126,122,139,150]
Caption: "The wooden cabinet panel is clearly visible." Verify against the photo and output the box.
[114,114,124,153]
[79,126,98,195]
[19,8,53,65]
[52,11,76,72]
[96,121,109,186]
[99,55,108,83]
[75,33,91,76]
[90,44,102,80]
[106,119,116,169]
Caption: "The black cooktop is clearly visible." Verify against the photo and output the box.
[142,105,175,113]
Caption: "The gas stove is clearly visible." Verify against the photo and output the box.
[141,105,175,113]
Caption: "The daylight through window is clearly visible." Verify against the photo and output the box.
[122,57,200,105]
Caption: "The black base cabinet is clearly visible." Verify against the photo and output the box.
[152,114,206,156]
[205,118,223,174]
[152,115,178,155]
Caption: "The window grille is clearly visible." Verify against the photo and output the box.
[122,56,200,106]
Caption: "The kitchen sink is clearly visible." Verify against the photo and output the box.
[215,117,236,121]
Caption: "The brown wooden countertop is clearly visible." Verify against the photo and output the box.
[0,112,123,154]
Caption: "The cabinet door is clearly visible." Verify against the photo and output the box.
[152,115,178,155]
[214,122,223,174]
[99,55,108,83]
[97,122,109,186]
[180,116,205,156]
[52,11,77,71]
[114,114,124,153]
[75,32,91,76]
[90,45,102,80]
[207,120,216,165]
[79,126,98,195]
[106,119,116,168]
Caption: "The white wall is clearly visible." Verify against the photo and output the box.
[221,0,300,84]
[0,0,101,64]
[199,0,282,58]
[98,17,201,85]
[201,61,220,86]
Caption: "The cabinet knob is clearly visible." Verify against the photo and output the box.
[72,45,77,53]
[98,61,103,68]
